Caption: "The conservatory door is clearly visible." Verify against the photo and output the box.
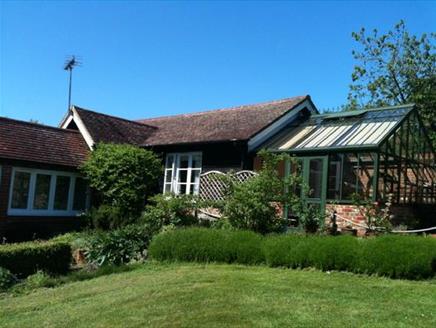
[300,156,328,213]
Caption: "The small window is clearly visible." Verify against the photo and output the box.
[164,152,202,195]
[11,171,31,209]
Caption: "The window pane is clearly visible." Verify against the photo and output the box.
[192,154,202,168]
[179,155,189,168]
[165,169,173,182]
[54,176,71,210]
[308,159,323,199]
[178,184,187,194]
[166,155,174,168]
[73,177,87,211]
[190,170,200,184]
[178,169,188,183]
[164,184,172,193]
[33,174,51,209]
[342,154,359,199]
[327,155,342,199]
[11,171,31,209]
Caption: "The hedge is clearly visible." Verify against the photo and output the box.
[149,228,436,280]
[149,228,264,265]
[0,241,71,278]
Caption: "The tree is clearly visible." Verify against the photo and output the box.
[81,143,162,218]
[348,20,436,146]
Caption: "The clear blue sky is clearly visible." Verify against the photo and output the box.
[1,1,435,126]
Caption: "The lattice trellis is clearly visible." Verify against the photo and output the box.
[199,170,258,201]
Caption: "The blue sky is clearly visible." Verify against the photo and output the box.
[1,1,435,126]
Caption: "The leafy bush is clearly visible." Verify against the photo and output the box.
[81,143,162,218]
[0,267,16,291]
[21,271,56,290]
[150,228,436,280]
[85,224,150,266]
[149,228,263,265]
[141,194,200,233]
[0,241,71,278]
[85,205,139,231]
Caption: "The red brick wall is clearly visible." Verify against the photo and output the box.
[326,204,367,235]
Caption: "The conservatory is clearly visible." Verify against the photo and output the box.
[268,104,436,215]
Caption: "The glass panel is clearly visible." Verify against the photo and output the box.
[327,155,342,199]
[166,155,174,167]
[33,174,51,209]
[73,177,87,211]
[192,154,202,168]
[178,184,187,194]
[308,159,323,199]
[179,155,189,169]
[342,154,359,200]
[190,170,200,184]
[178,169,188,183]
[164,184,172,193]
[54,176,71,210]
[165,169,173,183]
[11,171,31,209]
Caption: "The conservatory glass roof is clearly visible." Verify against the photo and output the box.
[271,105,414,152]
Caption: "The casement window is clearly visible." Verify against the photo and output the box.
[164,153,202,195]
[8,168,89,216]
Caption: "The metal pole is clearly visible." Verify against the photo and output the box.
[68,67,73,111]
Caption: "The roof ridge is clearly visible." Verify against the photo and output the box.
[137,95,308,122]
[0,116,82,134]
[73,105,157,129]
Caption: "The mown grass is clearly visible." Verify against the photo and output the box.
[1,263,435,328]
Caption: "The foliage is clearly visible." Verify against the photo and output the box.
[84,224,150,266]
[81,143,162,217]
[0,267,16,291]
[141,194,200,233]
[348,20,436,146]
[222,150,304,234]
[352,193,393,233]
[84,204,139,231]
[0,241,71,278]
[150,227,436,280]
[149,227,264,265]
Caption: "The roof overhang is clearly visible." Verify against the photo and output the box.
[59,106,95,149]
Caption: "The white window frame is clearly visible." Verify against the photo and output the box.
[163,152,202,195]
[7,167,89,216]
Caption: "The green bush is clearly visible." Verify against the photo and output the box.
[141,194,199,233]
[85,205,139,231]
[85,224,150,266]
[150,228,436,280]
[357,235,436,279]
[149,228,263,265]
[81,143,162,218]
[0,267,17,291]
[0,241,71,278]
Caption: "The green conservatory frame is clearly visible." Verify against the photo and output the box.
[272,104,436,212]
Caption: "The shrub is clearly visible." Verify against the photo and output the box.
[0,241,71,278]
[85,205,139,231]
[356,235,436,279]
[149,228,263,265]
[0,267,16,291]
[81,143,162,218]
[85,224,150,266]
[141,194,200,233]
[150,228,436,280]
[22,271,56,290]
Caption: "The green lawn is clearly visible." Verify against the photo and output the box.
[1,263,435,328]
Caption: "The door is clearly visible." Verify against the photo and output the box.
[301,156,328,213]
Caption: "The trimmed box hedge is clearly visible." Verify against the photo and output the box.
[149,228,436,280]
[0,241,71,278]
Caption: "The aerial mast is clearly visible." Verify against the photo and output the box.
[64,55,81,111]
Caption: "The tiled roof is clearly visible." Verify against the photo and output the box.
[0,117,89,167]
[72,96,309,147]
[139,96,309,146]
[74,107,157,145]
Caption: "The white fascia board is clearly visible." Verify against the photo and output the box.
[248,99,315,152]
[60,107,95,149]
